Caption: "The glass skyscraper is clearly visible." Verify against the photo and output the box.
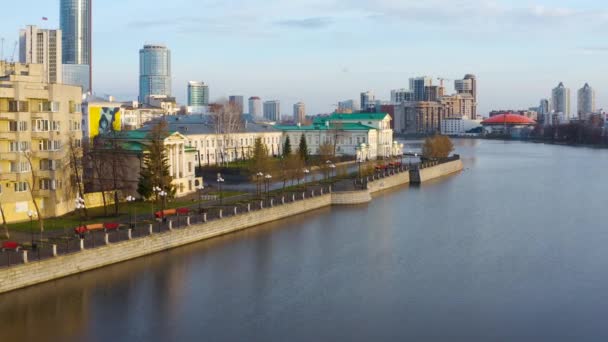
[60,0,92,93]
[188,81,209,106]
[139,44,171,104]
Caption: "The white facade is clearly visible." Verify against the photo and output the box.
[441,117,482,135]
[19,25,63,84]
[552,82,571,120]
[249,97,262,118]
[577,83,596,120]
[263,100,280,121]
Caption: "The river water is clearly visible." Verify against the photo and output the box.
[2,139,608,341]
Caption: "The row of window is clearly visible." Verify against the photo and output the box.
[2,100,82,113]
[188,136,281,149]
[6,120,81,132]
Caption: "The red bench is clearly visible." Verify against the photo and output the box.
[155,208,189,219]
[74,222,122,236]
[1,241,21,252]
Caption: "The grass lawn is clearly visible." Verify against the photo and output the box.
[4,191,247,234]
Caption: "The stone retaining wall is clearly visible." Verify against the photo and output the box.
[410,159,463,184]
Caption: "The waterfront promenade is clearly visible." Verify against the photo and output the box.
[0,158,462,294]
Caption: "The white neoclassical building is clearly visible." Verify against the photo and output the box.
[276,112,396,160]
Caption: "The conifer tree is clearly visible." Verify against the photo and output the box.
[138,121,175,199]
[298,133,309,163]
[283,135,292,157]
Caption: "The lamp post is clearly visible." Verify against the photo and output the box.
[126,195,136,229]
[303,168,310,193]
[329,163,336,180]
[153,186,161,218]
[325,160,332,181]
[27,210,36,250]
[75,196,85,232]
[217,173,225,205]
[197,184,205,214]
[265,174,272,201]
[256,172,264,198]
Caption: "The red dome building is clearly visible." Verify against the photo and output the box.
[481,113,536,137]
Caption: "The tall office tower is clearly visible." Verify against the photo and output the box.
[139,44,171,105]
[409,77,433,101]
[249,96,262,118]
[19,26,63,84]
[539,98,551,125]
[577,83,596,120]
[552,82,571,120]
[229,95,244,115]
[60,0,92,93]
[457,74,478,117]
[263,100,281,121]
[337,99,358,113]
[293,102,306,123]
[390,89,414,104]
[463,74,477,101]
[360,91,375,110]
[187,81,209,113]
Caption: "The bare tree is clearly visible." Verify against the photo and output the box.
[328,121,345,157]
[210,99,243,165]
[0,202,9,239]
[67,134,88,217]
[23,151,44,232]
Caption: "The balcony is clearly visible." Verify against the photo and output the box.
[0,151,19,161]
[0,131,17,140]
[0,114,14,121]
[0,172,17,183]
[31,130,52,139]
[33,189,52,198]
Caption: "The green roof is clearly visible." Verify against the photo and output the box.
[276,122,374,132]
[327,112,390,121]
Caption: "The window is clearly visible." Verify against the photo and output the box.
[52,140,61,150]
[188,180,192,191]
[40,159,57,171]
[70,120,81,131]
[9,101,28,112]
[33,119,50,132]
[188,162,192,173]
[51,121,60,131]
[74,139,81,148]
[14,182,28,192]
[39,179,53,190]
[39,140,51,151]
[20,141,29,151]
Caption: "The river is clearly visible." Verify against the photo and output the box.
[2,139,608,341]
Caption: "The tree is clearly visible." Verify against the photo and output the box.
[0,203,8,239]
[298,133,309,163]
[137,121,175,199]
[68,135,88,218]
[422,134,454,159]
[210,100,243,165]
[329,121,344,157]
[283,135,292,157]
[23,151,44,232]
[249,137,271,175]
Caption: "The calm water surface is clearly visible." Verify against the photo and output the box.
[2,139,608,341]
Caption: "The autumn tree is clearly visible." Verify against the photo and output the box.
[210,100,243,165]
[137,121,175,199]
[248,137,271,175]
[422,134,454,159]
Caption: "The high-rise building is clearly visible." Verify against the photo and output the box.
[293,102,306,123]
[60,0,92,93]
[360,91,375,110]
[457,74,478,117]
[464,74,477,102]
[337,99,359,113]
[139,44,171,105]
[409,77,433,101]
[187,81,209,114]
[0,62,83,222]
[577,83,596,120]
[424,86,442,102]
[19,25,63,84]
[390,89,414,104]
[552,82,571,120]
[229,95,244,115]
[263,100,281,121]
[249,96,262,118]
[538,98,551,125]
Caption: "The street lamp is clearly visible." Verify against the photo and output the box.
[256,172,264,198]
[27,210,37,250]
[126,195,136,228]
[265,174,272,200]
[217,173,225,205]
[303,168,310,192]
[329,163,336,180]
[75,196,85,229]
[197,184,205,214]
[325,160,332,181]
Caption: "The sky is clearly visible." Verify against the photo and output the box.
[1,0,608,116]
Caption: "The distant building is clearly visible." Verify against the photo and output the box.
[139,44,171,105]
[249,96,262,119]
[263,100,281,121]
[481,113,535,138]
[441,117,482,135]
[229,95,244,115]
[552,82,571,120]
[455,74,478,117]
[409,77,433,101]
[60,0,92,93]
[293,102,306,124]
[338,99,358,113]
[187,81,209,114]
[399,101,446,134]
[489,110,537,121]
[441,93,475,119]
[360,91,375,111]
[390,89,414,104]
[19,25,63,84]
[577,83,595,120]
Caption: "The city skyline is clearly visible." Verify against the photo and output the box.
[1,0,608,115]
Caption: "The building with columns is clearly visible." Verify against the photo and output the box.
[97,129,201,198]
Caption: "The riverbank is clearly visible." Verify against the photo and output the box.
[0,159,463,294]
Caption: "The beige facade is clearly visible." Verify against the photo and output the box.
[0,62,83,223]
